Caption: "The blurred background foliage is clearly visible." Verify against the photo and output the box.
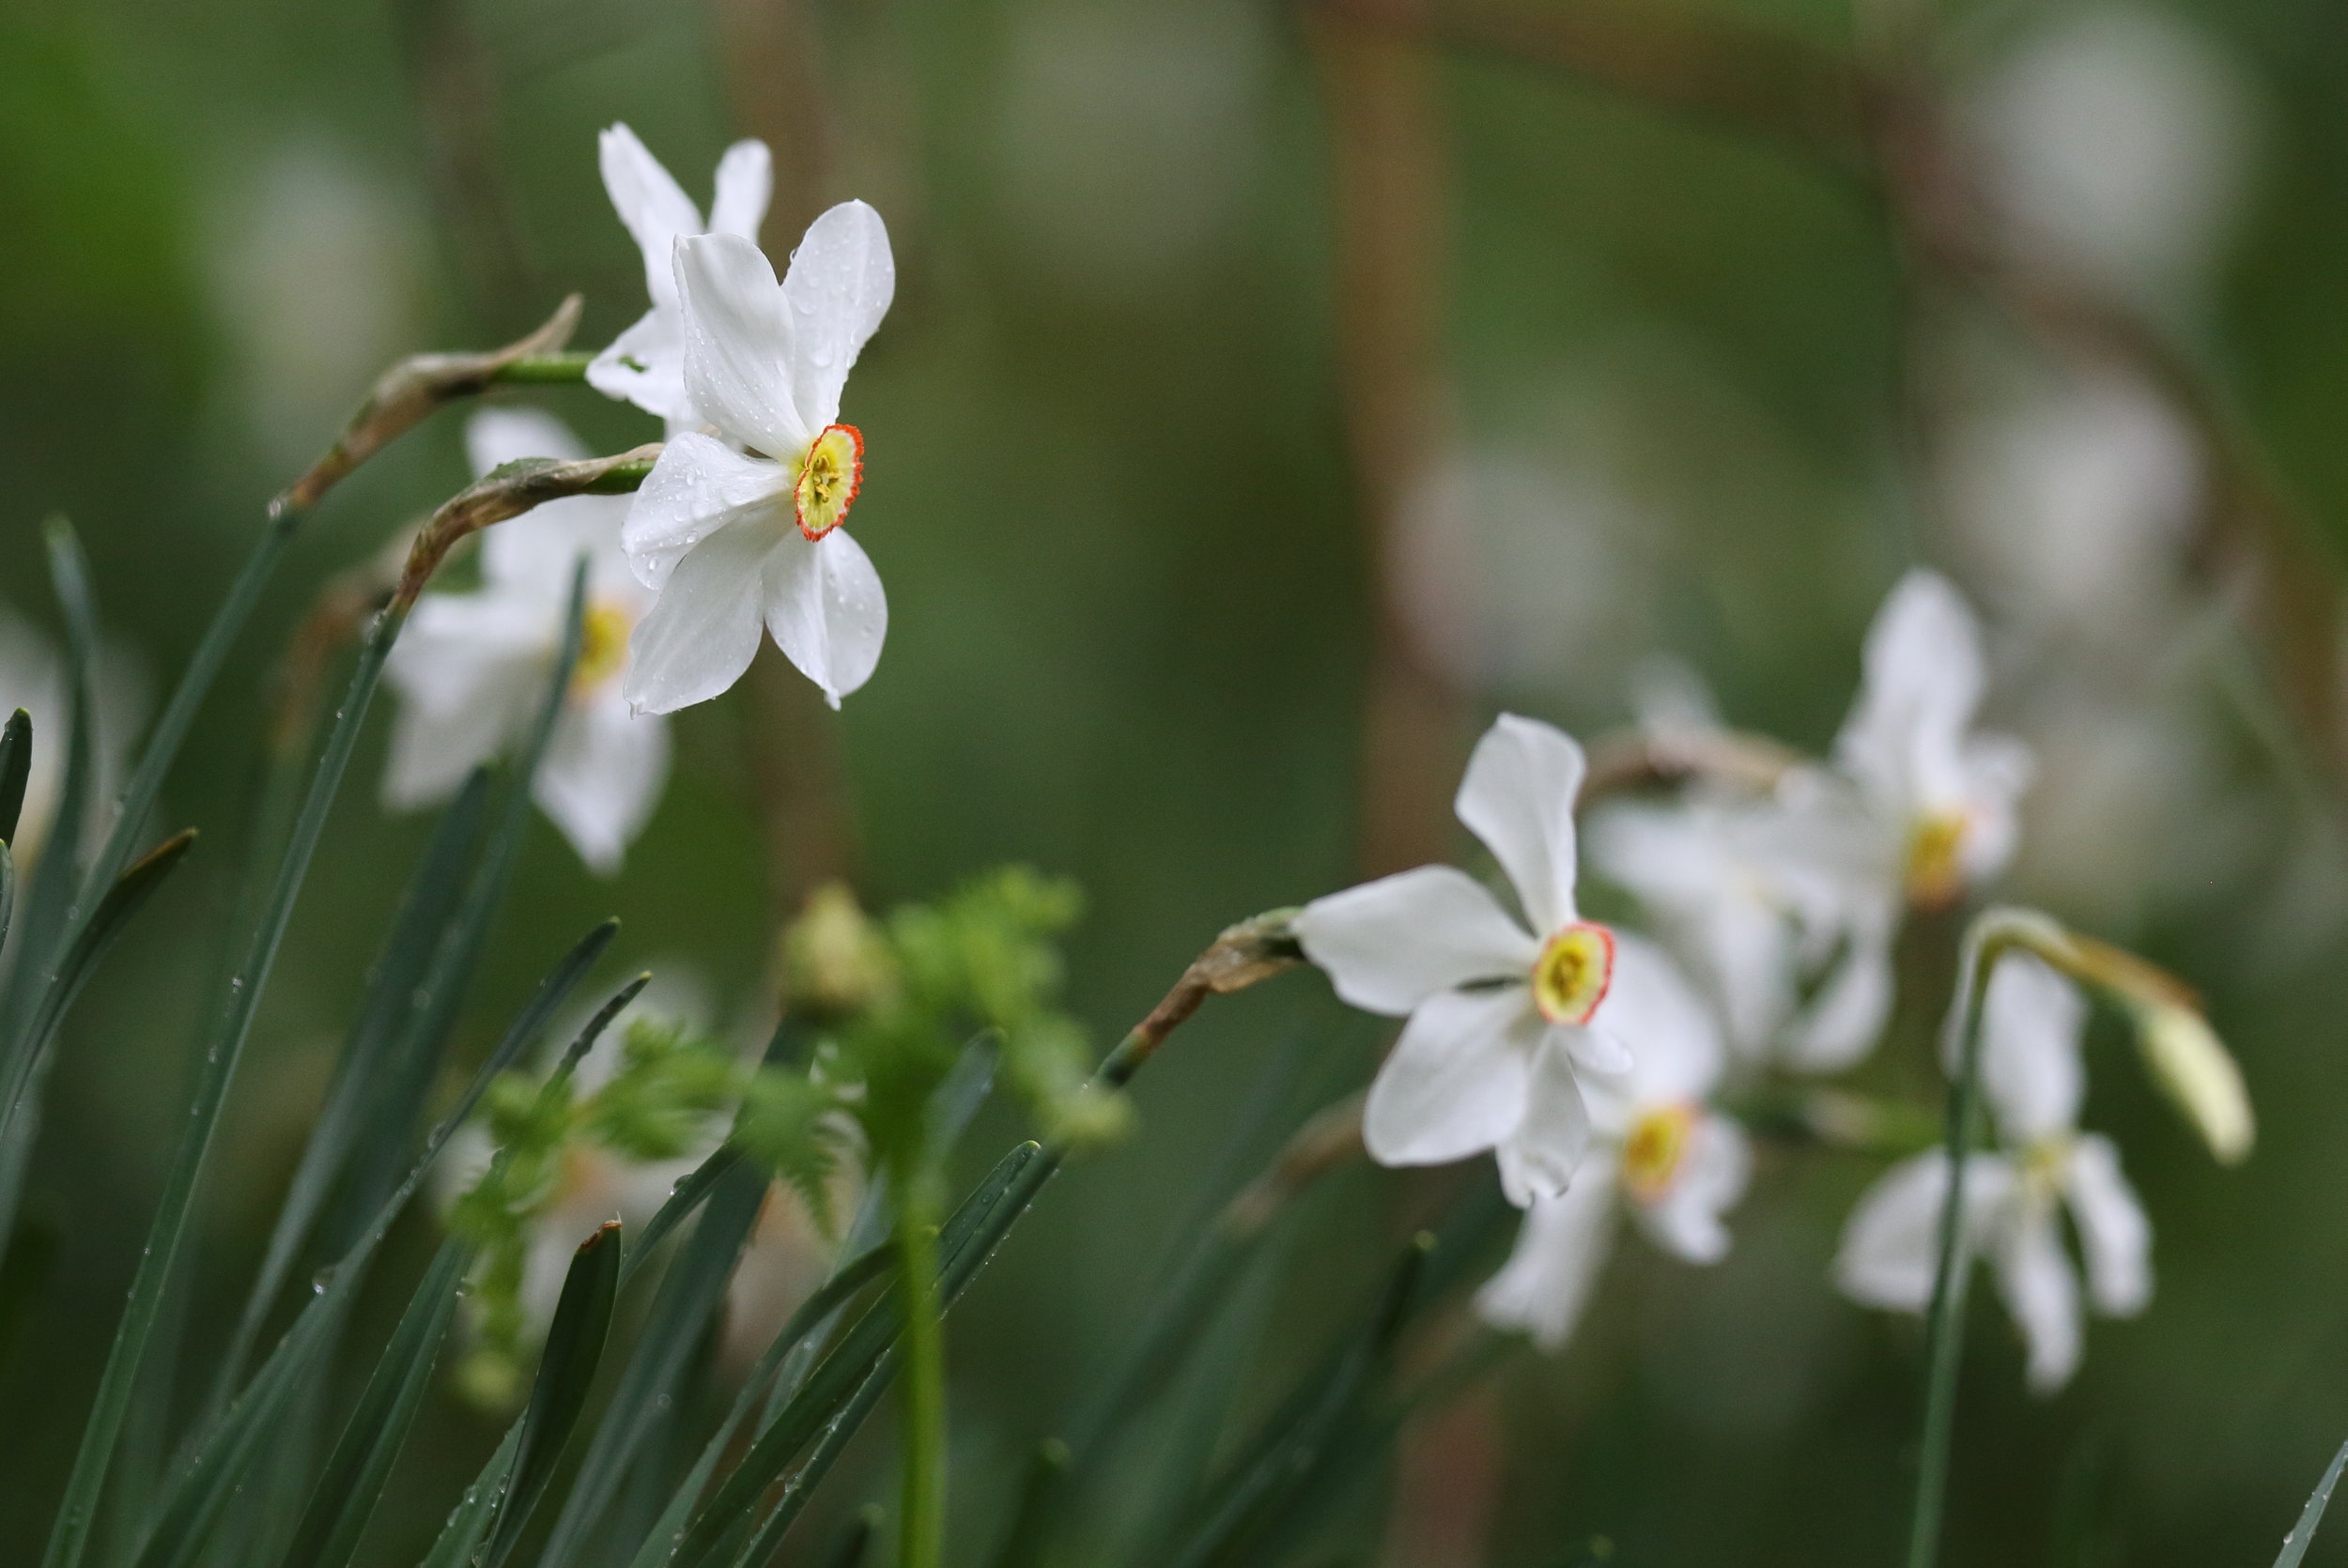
[5,0,2348,1561]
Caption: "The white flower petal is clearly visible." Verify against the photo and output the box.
[2062,1133,2152,1316]
[599,123,703,308]
[621,432,792,592]
[1973,951,2086,1144]
[1835,1149,2016,1311]
[1635,1113,1751,1264]
[708,139,773,239]
[1560,1023,1630,1078]
[1996,1205,2083,1394]
[675,233,811,457]
[534,694,672,876]
[1784,902,1897,1072]
[587,306,693,427]
[780,200,895,432]
[1362,986,1540,1169]
[1475,1161,1618,1352]
[1292,866,1537,1017]
[1958,732,2035,883]
[1597,932,1724,1103]
[381,595,548,808]
[1455,714,1586,934]
[1497,1035,1595,1206]
[762,527,888,709]
[463,409,629,591]
[468,406,589,473]
[622,521,780,715]
[1835,568,1989,820]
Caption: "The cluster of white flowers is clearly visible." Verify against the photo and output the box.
[1297,568,2186,1388]
[383,124,896,873]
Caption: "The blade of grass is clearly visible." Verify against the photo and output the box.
[2275,1432,2348,1568]
[210,767,495,1406]
[419,1425,522,1568]
[0,1210,59,1379]
[272,1237,472,1568]
[481,1219,624,1568]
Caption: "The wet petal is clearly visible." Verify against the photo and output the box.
[621,432,791,592]
[2063,1133,2152,1316]
[1362,986,1540,1169]
[780,200,895,432]
[1475,1161,1618,1353]
[1455,714,1586,933]
[761,527,888,708]
[675,233,810,457]
[622,521,778,715]
[588,306,693,428]
[1293,866,1537,1017]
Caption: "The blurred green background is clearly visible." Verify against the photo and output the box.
[6,0,2348,1561]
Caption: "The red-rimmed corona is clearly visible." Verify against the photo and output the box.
[1532,921,1615,1026]
[795,424,865,542]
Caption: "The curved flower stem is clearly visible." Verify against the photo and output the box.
[489,353,595,384]
[1906,909,2040,1568]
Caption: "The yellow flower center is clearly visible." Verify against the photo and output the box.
[1531,921,1615,1026]
[1904,809,1969,910]
[2018,1133,2074,1198]
[571,597,633,699]
[795,423,866,541]
[1619,1102,1698,1204]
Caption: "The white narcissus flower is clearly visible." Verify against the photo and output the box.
[1771,570,2035,1068]
[1475,935,1752,1352]
[620,207,895,714]
[383,407,671,875]
[1836,951,2151,1393]
[1291,715,1635,1207]
[589,124,773,433]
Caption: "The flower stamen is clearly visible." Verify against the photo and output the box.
[1531,921,1615,1025]
[794,423,865,541]
[1904,809,1969,910]
[570,598,634,699]
[1620,1102,1697,1204]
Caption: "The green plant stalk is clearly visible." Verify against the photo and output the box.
[1904,913,2036,1568]
[489,353,595,384]
[893,1162,948,1568]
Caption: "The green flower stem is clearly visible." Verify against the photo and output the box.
[1905,910,2039,1568]
[892,1165,947,1568]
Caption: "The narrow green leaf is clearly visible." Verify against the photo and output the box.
[621,1146,745,1289]
[2276,1433,2348,1568]
[211,766,493,1405]
[0,709,32,846]
[482,1219,625,1568]
[273,1237,471,1568]
[87,916,616,1568]
[621,1244,897,1568]
[419,1424,521,1568]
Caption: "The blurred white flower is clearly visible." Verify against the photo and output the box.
[383,407,671,874]
[589,124,773,433]
[1292,715,1633,1206]
[1970,5,2257,315]
[0,606,146,874]
[1476,935,1751,1352]
[620,209,894,713]
[1836,952,2151,1393]
[1772,571,2034,1068]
